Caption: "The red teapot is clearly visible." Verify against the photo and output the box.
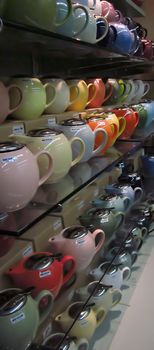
[113,107,139,139]
[86,78,113,108]
[6,252,76,299]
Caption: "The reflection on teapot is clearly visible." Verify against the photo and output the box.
[42,332,89,350]
[90,261,131,289]
[7,252,76,299]
[55,301,106,340]
[75,281,122,311]
[79,207,124,238]
[49,226,105,271]
[0,288,53,350]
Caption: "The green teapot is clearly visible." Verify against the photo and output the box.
[79,208,124,238]
[0,288,53,350]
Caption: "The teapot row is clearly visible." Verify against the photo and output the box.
[1,1,152,57]
[0,190,153,350]
[0,77,150,125]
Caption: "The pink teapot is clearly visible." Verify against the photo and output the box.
[49,225,105,271]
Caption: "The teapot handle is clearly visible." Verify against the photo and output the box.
[53,0,72,27]
[122,266,131,281]
[73,5,90,36]
[70,136,85,166]
[68,86,80,106]
[92,128,108,156]
[143,82,150,96]
[114,212,125,230]
[35,290,53,325]
[44,83,56,109]
[110,288,122,307]
[141,227,148,240]
[7,84,23,114]
[86,83,97,107]
[76,338,89,350]
[95,305,107,327]
[134,187,143,203]
[35,150,53,186]
[95,17,109,43]
[134,111,140,128]
[131,251,138,265]
[123,196,131,211]
[93,229,105,253]
[61,255,76,285]
[117,117,126,137]
[103,82,113,103]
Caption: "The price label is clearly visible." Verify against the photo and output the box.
[11,313,25,325]
[48,117,56,127]
[39,270,51,278]
[94,188,99,197]
[22,245,33,257]
[12,124,25,135]
[53,219,62,231]
[77,200,85,211]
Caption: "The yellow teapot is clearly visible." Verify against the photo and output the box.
[67,80,97,112]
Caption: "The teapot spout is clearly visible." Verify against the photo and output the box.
[9,134,32,144]
[48,235,63,253]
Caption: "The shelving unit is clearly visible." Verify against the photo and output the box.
[112,0,145,17]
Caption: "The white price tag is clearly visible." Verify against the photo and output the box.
[53,219,62,231]
[11,313,25,324]
[39,270,51,278]
[94,188,99,197]
[77,200,85,211]
[22,245,33,257]
[0,156,17,164]
[12,124,25,135]
[48,117,56,127]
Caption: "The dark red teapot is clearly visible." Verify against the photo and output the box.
[6,252,76,299]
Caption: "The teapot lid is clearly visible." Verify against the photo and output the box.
[0,141,24,153]
[100,194,118,201]
[114,183,130,189]
[63,226,88,239]
[111,247,127,258]
[89,208,109,217]
[24,253,54,270]
[88,282,108,297]
[69,303,90,320]
[27,128,62,137]
[45,334,72,350]
[0,289,27,316]
[100,262,118,274]
[60,118,86,126]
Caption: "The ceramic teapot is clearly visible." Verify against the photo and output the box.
[49,226,105,271]
[110,233,140,262]
[116,222,148,243]
[7,252,76,299]
[118,171,143,190]
[79,208,124,238]
[84,114,118,155]
[131,80,150,104]
[75,281,122,311]
[66,80,97,112]
[113,107,139,139]
[90,261,131,289]
[77,12,109,44]
[42,332,89,350]
[86,78,113,108]
[101,112,126,144]
[0,81,23,124]
[9,78,57,120]
[92,193,131,213]
[0,287,53,350]
[105,183,143,206]
[105,246,133,269]
[56,118,108,162]
[55,301,106,340]
[43,78,80,114]
[4,0,72,31]
[0,142,53,213]
[10,128,85,183]
[130,205,153,232]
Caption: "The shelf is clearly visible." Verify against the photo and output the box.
[0,20,153,78]
[111,0,145,17]
[0,140,142,236]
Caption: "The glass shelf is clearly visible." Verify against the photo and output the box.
[111,0,145,17]
[0,140,142,236]
[0,20,153,78]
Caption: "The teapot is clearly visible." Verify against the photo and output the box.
[90,261,131,289]
[105,183,143,206]
[0,142,53,213]
[0,81,23,124]
[49,226,105,271]
[56,118,108,162]
[116,222,148,243]
[55,301,106,340]
[10,129,85,183]
[0,287,53,350]
[86,78,113,108]
[67,80,97,112]
[113,107,139,139]
[129,205,153,232]
[42,332,89,350]
[105,246,133,269]
[91,193,131,213]
[118,171,143,190]
[75,281,122,311]
[110,234,139,263]
[79,208,124,238]
[7,252,76,299]
[132,101,154,130]
[131,80,150,104]
[84,114,118,155]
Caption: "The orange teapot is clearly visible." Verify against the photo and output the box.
[84,115,118,155]
[86,78,113,108]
